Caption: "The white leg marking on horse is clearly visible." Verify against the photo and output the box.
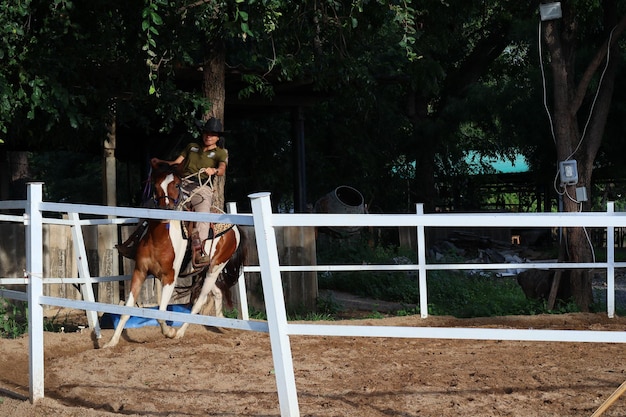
[158,283,177,338]
[174,266,225,339]
[158,221,188,339]
[211,285,224,318]
[102,292,136,348]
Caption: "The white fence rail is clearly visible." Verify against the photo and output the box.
[1,183,626,416]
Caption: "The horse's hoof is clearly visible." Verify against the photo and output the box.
[163,328,177,339]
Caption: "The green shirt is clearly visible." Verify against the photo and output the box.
[180,143,228,180]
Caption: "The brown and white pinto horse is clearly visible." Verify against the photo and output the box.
[102,161,246,348]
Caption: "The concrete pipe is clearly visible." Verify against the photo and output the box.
[314,186,365,235]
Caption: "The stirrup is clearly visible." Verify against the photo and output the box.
[116,220,148,260]
[192,248,211,267]
[115,243,136,259]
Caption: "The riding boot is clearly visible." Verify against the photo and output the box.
[191,231,211,265]
[116,220,148,259]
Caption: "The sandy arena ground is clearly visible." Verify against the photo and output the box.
[1,312,626,417]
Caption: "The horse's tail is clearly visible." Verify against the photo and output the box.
[216,227,248,307]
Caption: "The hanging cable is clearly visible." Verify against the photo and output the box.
[538,21,557,146]
[567,25,616,161]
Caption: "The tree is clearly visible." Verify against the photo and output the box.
[140,0,423,211]
[543,0,626,310]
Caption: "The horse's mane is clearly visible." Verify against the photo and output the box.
[152,162,183,178]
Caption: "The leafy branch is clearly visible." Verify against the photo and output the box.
[142,0,165,95]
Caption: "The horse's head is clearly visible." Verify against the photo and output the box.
[151,161,183,209]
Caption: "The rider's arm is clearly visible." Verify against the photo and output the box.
[151,155,185,166]
[213,161,227,176]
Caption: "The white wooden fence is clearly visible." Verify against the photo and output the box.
[2,182,626,417]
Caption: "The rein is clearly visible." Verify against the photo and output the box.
[149,167,216,212]
[153,187,183,209]
[178,170,215,209]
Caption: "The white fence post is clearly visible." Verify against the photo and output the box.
[227,201,249,321]
[416,204,428,318]
[607,202,615,318]
[26,182,45,403]
[249,192,300,417]
[67,212,102,338]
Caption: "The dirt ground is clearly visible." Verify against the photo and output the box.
[2,310,626,417]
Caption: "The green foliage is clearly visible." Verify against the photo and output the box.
[142,0,165,95]
[317,292,343,316]
[317,235,419,303]
[0,0,35,141]
[389,2,421,61]
[223,308,239,319]
[289,311,336,321]
[29,151,102,203]
[362,311,385,319]
[0,296,93,338]
[317,236,586,318]
[0,296,28,339]
[426,271,541,318]
[246,307,268,321]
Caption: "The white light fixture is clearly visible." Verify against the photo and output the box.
[540,2,562,21]
[559,160,578,186]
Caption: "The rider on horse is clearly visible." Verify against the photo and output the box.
[117,117,228,266]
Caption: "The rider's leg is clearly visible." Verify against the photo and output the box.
[187,185,214,264]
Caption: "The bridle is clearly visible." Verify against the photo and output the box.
[153,185,182,209]
[151,168,184,210]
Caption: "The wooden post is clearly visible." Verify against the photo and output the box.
[103,102,117,208]
[591,380,626,417]
[279,226,317,312]
[241,225,317,314]
[547,270,562,310]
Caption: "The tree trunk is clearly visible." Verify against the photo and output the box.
[0,150,31,200]
[202,40,226,210]
[406,92,438,213]
[103,103,117,207]
[544,0,625,311]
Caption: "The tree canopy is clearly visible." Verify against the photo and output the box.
[2,5,626,249]
[2,1,625,211]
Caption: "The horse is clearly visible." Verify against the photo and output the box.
[102,161,246,348]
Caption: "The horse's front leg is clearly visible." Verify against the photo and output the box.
[102,270,147,348]
[174,270,220,339]
[201,285,224,318]
[101,293,136,348]
[157,280,177,339]
[211,285,225,318]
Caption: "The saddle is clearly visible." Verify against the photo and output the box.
[116,207,234,267]
[186,207,235,268]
